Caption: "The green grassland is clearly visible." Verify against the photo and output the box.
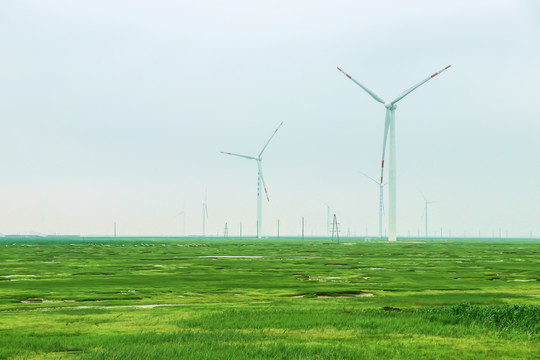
[0,238,538,359]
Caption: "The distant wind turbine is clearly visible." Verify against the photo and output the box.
[337,65,451,241]
[202,191,208,236]
[360,172,386,238]
[321,201,332,237]
[421,192,436,238]
[221,122,283,239]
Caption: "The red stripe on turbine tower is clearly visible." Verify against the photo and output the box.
[346,74,351,79]
[445,65,451,69]
[431,73,438,78]
[337,67,341,71]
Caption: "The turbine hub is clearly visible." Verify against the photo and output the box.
[384,101,392,109]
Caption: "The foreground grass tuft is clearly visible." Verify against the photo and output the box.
[424,303,540,334]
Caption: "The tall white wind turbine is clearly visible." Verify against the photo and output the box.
[338,65,451,241]
[221,122,283,239]
[360,172,386,238]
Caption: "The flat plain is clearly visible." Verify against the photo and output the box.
[0,238,538,359]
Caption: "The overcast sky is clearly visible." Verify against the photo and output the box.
[0,0,539,238]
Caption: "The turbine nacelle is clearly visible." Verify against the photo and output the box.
[384,102,396,110]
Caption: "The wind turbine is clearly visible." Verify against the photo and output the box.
[221,122,283,239]
[202,191,208,236]
[421,192,436,238]
[321,201,332,237]
[337,65,451,241]
[360,172,386,238]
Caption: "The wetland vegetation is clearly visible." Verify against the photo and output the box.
[0,238,538,359]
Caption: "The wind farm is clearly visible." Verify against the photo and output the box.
[1,1,539,359]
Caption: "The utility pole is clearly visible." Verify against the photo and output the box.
[277,219,280,240]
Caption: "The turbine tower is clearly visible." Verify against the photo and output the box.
[221,122,283,239]
[337,65,451,241]
[360,172,386,238]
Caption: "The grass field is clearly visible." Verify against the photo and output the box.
[0,238,538,359]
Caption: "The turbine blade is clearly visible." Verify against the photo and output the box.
[359,171,379,186]
[258,162,270,202]
[380,109,391,184]
[259,122,284,157]
[391,65,451,104]
[337,67,385,104]
[221,151,256,160]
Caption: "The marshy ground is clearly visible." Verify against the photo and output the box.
[0,238,538,359]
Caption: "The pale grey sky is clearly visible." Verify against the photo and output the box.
[0,0,539,237]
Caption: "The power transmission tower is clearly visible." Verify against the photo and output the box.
[331,214,340,243]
